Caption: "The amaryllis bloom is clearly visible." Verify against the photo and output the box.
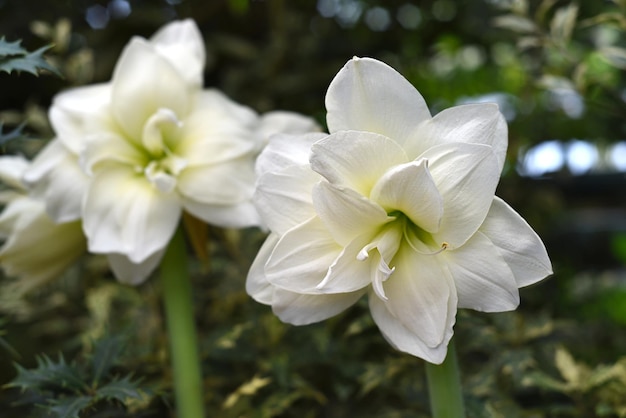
[0,156,85,294]
[247,57,552,364]
[23,19,318,284]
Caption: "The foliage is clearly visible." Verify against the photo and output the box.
[0,37,60,77]
[5,336,155,418]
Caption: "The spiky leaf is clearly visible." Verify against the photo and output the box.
[0,37,61,77]
[0,37,27,56]
[9,355,85,393]
[91,335,125,385]
[96,375,147,404]
[47,396,93,418]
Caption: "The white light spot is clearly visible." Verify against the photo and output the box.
[609,141,626,171]
[566,140,598,175]
[365,7,391,32]
[518,140,565,177]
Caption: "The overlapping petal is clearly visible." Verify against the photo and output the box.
[421,142,501,248]
[83,164,181,263]
[310,130,408,196]
[480,197,553,287]
[246,233,280,305]
[23,140,88,223]
[256,132,327,177]
[107,250,165,285]
[111,38,192,141]
[325,57,431,142]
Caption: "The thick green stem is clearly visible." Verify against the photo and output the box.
[425,337,466,418]
[160,227,205,418]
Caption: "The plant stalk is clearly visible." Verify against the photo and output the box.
[425,337,466,418]
[160,227,205,418]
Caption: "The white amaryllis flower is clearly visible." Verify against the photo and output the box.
[22,19,318,284]
[0,156,85,294]
[247,57,552,364]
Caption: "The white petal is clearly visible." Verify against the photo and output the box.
[177,157,255,205]
[23,140,88,223]
[0,155,29,190]
[480,197,553,287]
[107,250,164,285]
[406,103,508,173]
[421,142,500,248]
[176,90,258,166]
[80,132,145,175]
[83,164,181,263]
[182,198,261,228]
[312,180,389,246]
[255,132,326,178]
[150,19,206,87]
[272,287,366,326]
[246,233,280,305]
[310,130,408,196]
[48,84,115,154]
[368,289,453,364]
[0,196,86,288]
[370,159,443,233]
[256,111,321,150]
[325,57,431,142]
[443,231,519,312]
[111,38,192,141]
[255,164,319,235]
[381,244,457,348]
[265,216,341,293]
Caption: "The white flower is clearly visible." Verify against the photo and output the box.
[0,156,85,294]
[247,57,552,364]
[23,19,318,284]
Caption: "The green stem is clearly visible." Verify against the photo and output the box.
[425,337,466,418]
[160,227,205,418]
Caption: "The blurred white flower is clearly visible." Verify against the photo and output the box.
[247,57,552,364]
[0,156,85,295]
[23,19,318,284]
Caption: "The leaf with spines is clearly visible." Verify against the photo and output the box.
[96,375,148,403]
[91,335,125,386]
[46,396,92,418]
[9,354,86,393]
[0,36,61,77]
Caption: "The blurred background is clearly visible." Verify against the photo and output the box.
[1,0,626,416]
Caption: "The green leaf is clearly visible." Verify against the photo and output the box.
[600,46,626,70]
[550,4,578,43]
[91,335,125,385]
[0,122,27,145]
[47,396,93,418]
[493,14,538,33]
[8,355,86,393]
[96,375,147,403]
[0,36,27,56]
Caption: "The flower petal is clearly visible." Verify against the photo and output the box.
[312,180,389,246]
[48,84,114,154]
[149,19,206,87]
[175,90,258,166]
[310,130,408,196]
[480,197,553,287]
[443,231,519,312]
[255,164,319,235]
[80,132,146,175]
[0,155,29,191]
[272,287,366,326]
[83,164,181,263]
[421,142,500,248]
[0,196,86,289]
[370,159,443,233]
[381,244,457,348]
[23,140,88,223]
[325,57,431,142]
[111,38,192,141]
[256,132,327,178]
[265,216,341,293]
[107,250,164,285]
[406,103,508,172]
[182,198,261,228]
[246,233,280,305]
[256,111,321,150]
[177,157,255,205]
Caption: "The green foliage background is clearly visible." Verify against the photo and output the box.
[1,0,626,416]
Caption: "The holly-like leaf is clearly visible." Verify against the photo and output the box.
[96,375,147,404]
[0,36,61,77]
[8,355,86,393]
[91,335,125,385]
[0,37,27,56]
[0,122,27,145]
[47,396,93,418]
